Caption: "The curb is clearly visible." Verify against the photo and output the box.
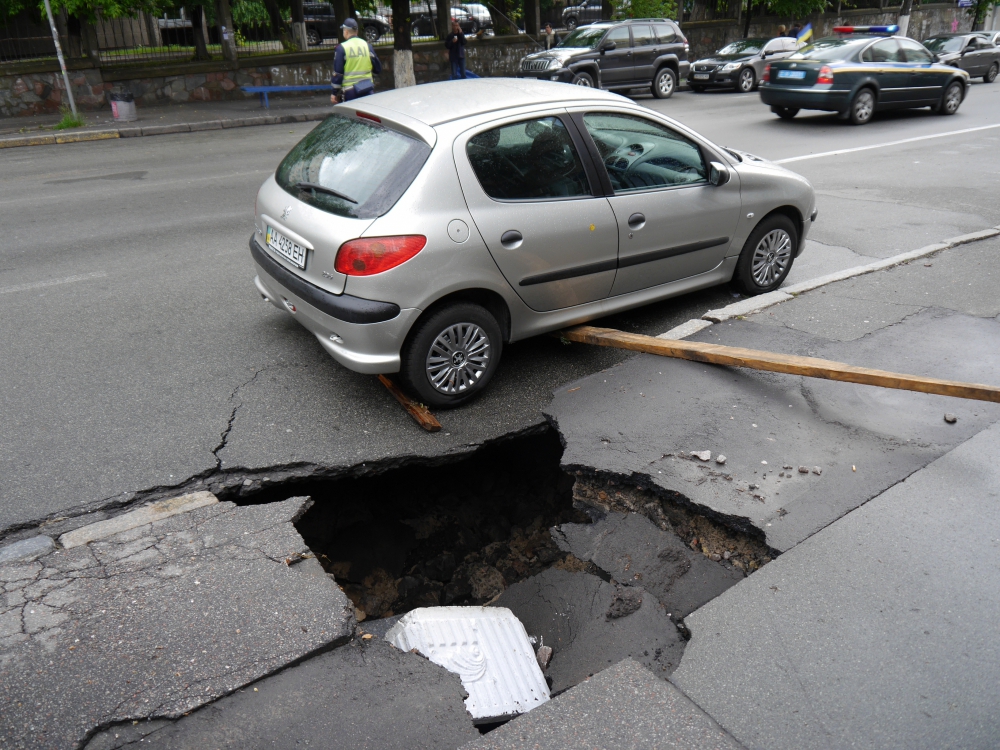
[0,111,327,149]
[659,226,1000,340]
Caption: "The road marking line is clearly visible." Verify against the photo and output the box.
[774,123,1000,164]
[0,271,107,295]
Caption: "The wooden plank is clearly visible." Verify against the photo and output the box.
[377,375,443,432]
[560,325,1000,404]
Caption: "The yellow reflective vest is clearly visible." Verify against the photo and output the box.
[342,36,374,89]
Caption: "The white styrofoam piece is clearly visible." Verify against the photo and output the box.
[385,606,550,720]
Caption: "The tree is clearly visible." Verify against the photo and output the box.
[392,0,415,87]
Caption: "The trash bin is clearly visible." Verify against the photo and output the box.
[109,91,137,122]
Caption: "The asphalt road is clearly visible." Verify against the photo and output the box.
[1,79,998,533]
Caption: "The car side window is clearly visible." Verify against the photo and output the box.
[632,25,655,47]
[898,38,934,63]
[466,117,591,201]
[864,39,903,63]
[763,39,783,53]
[654,23,676,44]
[783,38,799,51]
[582,112,707,193]
[604,26,631,48]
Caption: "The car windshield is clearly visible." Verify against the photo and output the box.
[718,39,766,55]
[923,36,965,53]
[275,114,431,219]
[789,38,860,61]
[558,26,609,49]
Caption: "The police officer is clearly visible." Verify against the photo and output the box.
[331,19,382,104]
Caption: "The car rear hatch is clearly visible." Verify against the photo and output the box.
[256,110,434,296]
[768,60,822,86]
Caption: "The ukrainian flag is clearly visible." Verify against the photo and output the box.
[796,23,813,45]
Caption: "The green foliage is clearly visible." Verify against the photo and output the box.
[232,0,272,26]
[53,106,85,129]
[764,0,826,17]
[611,0,679,21]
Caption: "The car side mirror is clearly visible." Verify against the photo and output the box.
[709,162,730,186]
[600,40,616,52]
[763,49,775,56]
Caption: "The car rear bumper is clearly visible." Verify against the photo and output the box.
[250,236,418,374]
[759,84,850,112]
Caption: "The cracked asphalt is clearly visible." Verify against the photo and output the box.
[1,81,998,535]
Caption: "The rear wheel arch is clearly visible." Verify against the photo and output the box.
[407,288,512,346]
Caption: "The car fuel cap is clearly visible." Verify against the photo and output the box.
[447,219,470,243]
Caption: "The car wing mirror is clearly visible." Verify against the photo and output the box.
[600,40,616,52]
[709,162,731,186]
[763,49,774,56]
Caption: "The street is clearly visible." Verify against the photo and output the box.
[2,70,1000,749]
[2,81,998,533]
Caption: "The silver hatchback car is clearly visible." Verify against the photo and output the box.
[251,79,815,407]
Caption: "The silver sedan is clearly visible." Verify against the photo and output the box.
[251,80,816,407]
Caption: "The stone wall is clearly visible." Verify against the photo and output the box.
[373,36,541,87]
[681,4,971,60]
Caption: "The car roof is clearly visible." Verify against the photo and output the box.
[360,79,628,127]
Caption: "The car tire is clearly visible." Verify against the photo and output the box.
[771,105,799,120]
[399,303,503,409]
[565,16,578,30]
[737,67,755,93]
[306,28,321,46]
[572,71,594,87]
[732,214,798,295]
[848,87,875,125]
[938,81,964,115]
[469,19,479,34]
[652,67,676,99]
[984,63,998,83]
[364,25,380,43]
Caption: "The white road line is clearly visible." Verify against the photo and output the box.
[0,271,107,296]
[774,123,1000,164]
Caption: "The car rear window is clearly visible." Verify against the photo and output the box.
[275,114,431,219]
[790,38,861,61]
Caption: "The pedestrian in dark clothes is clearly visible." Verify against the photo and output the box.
[445,19,467,80]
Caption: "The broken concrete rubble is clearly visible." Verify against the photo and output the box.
[493,568,684,693]
[0,495,355,750]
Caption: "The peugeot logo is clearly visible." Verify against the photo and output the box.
[280,206,292,220]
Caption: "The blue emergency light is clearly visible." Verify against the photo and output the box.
[832,25,899,34]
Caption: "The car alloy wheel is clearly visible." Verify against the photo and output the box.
[750,229,792,287]
[306,29,321,46]
[573,71,594,87]
[365,25,380,43]
[652,67,675,99]
[400,302,503,408]
[849,88,874,125]
[940,81,963,114]
[738,68,755,93]
[984,63,998,83]
[565,16,577,29]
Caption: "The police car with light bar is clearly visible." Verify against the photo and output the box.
[759,26,971,125]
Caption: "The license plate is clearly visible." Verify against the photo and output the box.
[693,73,710,79]
[777,70,806,79]
[266,225,307,269]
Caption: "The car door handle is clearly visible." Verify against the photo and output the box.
[628,213,645,230]
[501,230,523,249]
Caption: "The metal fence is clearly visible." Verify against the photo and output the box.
[0,14,66,63]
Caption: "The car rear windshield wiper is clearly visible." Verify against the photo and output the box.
[295,181,358,204]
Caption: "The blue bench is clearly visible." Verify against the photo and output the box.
[242,84,329,109]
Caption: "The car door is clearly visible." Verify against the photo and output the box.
[754,38,791,78]
[630,25,657,83]
[862,39,908,103]
[454,114,619,312]
[573,110,742,296]
[598,26,634,87]
[970,36,995,74]
[896,37,944,103]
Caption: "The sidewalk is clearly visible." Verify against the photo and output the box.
[0,95,330,148]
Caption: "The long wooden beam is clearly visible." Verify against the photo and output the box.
[377,375,442,432]
[560,326,1000,404]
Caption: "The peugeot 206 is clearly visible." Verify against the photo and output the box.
[251,79,816,407]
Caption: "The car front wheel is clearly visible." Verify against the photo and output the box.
[986,63,999,83]
[732,214,798,295]
[565,16,577,30]
[364,25,380,43]
[652,67,676,99]
[572,71,594,87]
[399,303,503,408]
[737,67,755,93]
[306,29,321,46]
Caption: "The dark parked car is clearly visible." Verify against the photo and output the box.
[562,0,604,30]
[760,30,971,125]
[923,33,999,83]
[303,3,339,45]
[973,30,1000,46]
[460,3,493,32]
[411,6,477,36]
[360,13,391,43]
[689,36,798,92]
[518,19,689,99]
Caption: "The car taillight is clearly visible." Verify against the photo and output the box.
[763,63,770,83]
[817,65,834,85]
[335,235,426,276]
